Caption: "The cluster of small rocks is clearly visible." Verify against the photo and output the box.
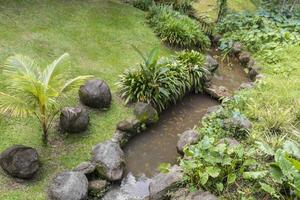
[233,42,264,82]
[205,37,265,100]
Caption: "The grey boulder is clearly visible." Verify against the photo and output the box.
[232,42,242,55]
[239,52,251,66]
[149,165,183,200]
[224,114,252,131]
[91,140,125,181]
[177,130,200,154]
[204,84,231,99]
[88,179,109,198]
[218,138,240,147]
[0,145,39,179]
[117,118,142,133]
[170,188,217,200]
[73,161,96,175]
[239,82,254,90]
[60,107,89,133]
[134,102,159,125]
[48,171,88,200]
[79,79,112,109]
[205,55,219,72]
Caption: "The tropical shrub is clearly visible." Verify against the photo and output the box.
[147,5,211,49]
[118,48,209,111]
[118,47,189,111]
[175,50,208,93]
[0,53,91,144]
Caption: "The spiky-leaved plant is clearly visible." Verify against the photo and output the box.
[0,53,92,144]
[176,50,209,93]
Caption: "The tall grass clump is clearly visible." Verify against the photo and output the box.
[147,5,211,49]
[118,48,208,111]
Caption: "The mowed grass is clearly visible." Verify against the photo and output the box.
[192,0,257,21]
[0,0,171,199]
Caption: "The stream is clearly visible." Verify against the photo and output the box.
[124,51,249,177]
[103,51,249,199]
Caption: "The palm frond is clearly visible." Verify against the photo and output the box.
[0,92,34,117]
[59,75,93,94]
[42,53,70,85]
[3,54,38,78]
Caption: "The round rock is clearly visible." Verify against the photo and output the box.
[48,171,88,200]
[239,52,251,66]
[60,107,89,133]
[0,145,39,179]
[79,79,112,109]
[91,140,125,181]
[205,55,219,72]
[177,130,200,154]
[134,102,159,125]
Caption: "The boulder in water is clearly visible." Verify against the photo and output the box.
[170,188,217,200]
[149,165,183,200]
[239,52,251,66]
[79,79,112,109]
[91,140,125,181]
[177,130,200,154]
[48,171,88,200]
[117,118,142,133]
[102,173,151,200]
[0,145,39,179]
[134,102,159,125]
[88,179,110,198]
[232,42,243,55]
[204,84,231,99]
[205,55,219,72]
[239,82,254,90]
[60,107,89,133]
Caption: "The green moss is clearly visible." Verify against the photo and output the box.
[0,0,171,199]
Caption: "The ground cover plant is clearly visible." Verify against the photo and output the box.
[0,0,170,199]
[217,9,300,63]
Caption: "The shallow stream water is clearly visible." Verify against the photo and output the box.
[123,50,249,177]
[102,51,249,199]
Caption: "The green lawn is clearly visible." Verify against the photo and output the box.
[193,0,258,21]
[0,0,170,199]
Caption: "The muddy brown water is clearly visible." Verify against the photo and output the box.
[123,50,249,178]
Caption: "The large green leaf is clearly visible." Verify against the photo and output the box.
[243,171,268,180]
[227,173,237,184]
[206,166,221,178]
[259,182,279,199]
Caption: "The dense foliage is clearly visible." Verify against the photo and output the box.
[118,48,208,111]
[147,5,211,49]
[217,10,300,63]
[181,96,300,199]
